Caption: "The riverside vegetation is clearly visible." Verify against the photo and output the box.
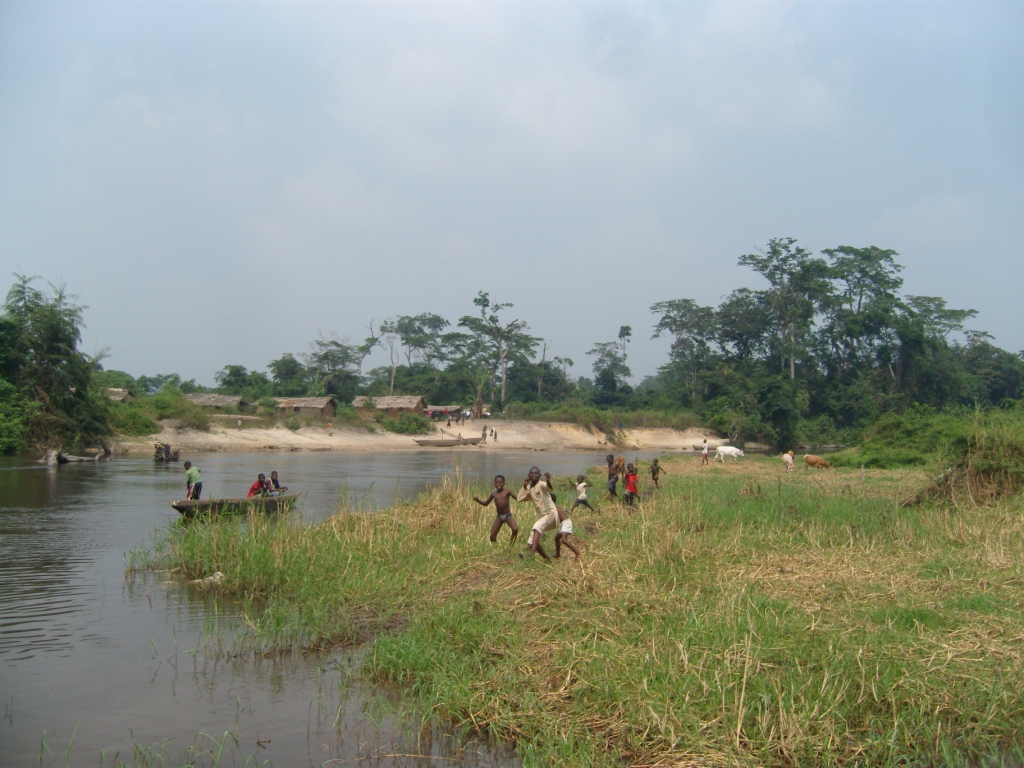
[134,416,1024,767]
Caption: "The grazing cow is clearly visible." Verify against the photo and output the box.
[714,445,745,462]
[804,454,831,470]
[781,450,795,472]
[614,455,626,480]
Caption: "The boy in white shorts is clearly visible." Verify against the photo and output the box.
[554,505,581,560]
[570,474,596,513]
[516,466,557,561]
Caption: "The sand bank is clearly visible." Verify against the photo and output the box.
[117,420,726,455]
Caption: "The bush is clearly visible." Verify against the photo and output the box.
[284,416,302,431]
[830,406,973,468]
[502,402,700,433]
[374,412,432,435]
[109,405,160,436]
[135,389,211,431]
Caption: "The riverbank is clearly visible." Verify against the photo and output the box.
[137,455,1024,766]
[116,419,725,455]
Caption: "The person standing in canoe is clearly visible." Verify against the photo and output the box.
[184,461,202,500]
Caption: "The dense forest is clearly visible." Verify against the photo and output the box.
[3,238,1023,453]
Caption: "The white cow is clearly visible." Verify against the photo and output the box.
[714,445,745,462]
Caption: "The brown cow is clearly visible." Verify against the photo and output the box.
[804,454,831,470]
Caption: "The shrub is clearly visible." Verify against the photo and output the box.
[109,405,160,436]
[374,412,432,435]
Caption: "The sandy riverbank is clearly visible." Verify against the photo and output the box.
[117,419,727,455]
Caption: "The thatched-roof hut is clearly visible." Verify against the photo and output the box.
[186,393,247,410]
[274,397,337,417]
[352,396,426,419]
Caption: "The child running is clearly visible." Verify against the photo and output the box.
[570,474,596,513]
[605,454,619,500]
[554,505,581,561]
[473,474,519,544]
[624,463,640,505]
[649,458,668,489]
[516,466,557,561]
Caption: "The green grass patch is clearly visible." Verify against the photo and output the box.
[134,457,1024,766]
[502,402,700,435]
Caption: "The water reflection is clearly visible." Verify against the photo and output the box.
[3,448,672,765]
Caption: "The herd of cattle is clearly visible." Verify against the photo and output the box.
[714,445,831,472]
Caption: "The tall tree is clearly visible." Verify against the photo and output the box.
[738,238,829,380]
[458,292,538,408]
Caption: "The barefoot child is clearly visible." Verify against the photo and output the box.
[516,466,557,561]
[473,475,519,544]
[624,463,640,505]
[554,505,581,560]
[605,454,619,500]
[649,458,668,489]
[570,474,596,513]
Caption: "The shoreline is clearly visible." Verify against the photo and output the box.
[116,419,728,455]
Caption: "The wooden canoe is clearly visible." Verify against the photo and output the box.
[413,436,483,447]
[171,493,298,518]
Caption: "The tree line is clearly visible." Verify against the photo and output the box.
[3,238,1022,452]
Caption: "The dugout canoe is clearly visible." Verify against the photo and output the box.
[412,436,483,447]
[171,493,298,518]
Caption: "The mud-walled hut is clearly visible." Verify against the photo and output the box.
[352,396,427,419]
[274,396,338,418]
[185,393,248,410]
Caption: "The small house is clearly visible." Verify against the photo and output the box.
[274,396,337,418]
[103,388,133,403]
[185,393,248,410]
[352,396,426,419]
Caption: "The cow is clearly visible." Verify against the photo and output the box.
[781,450,795,472]
[804,454,831,470]
[714,445,745,462]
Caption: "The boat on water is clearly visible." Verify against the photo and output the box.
[171,493,298,518]
[413,436,483,447]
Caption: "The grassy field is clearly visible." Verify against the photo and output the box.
[134,454,1024,767]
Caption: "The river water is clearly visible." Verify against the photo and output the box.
[0,449,660,766]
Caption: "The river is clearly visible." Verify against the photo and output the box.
[0,448,662,766]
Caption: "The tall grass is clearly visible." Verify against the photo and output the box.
[134,457,1024,766]
[502,402,701,435]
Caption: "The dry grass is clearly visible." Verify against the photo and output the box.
[138,453,1024,767]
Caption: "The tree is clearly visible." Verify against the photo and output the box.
[0,274,109,449]
[651,298,717,405]
[458,292,538,408]
[738,238,829,379]
[393,313,450,366]
[268,353,308,396]
[588,341,631,395]
[618,325,632,362]
[305,336,361,401]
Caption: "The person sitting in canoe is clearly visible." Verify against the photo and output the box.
[269,471,288,495]
[247,473,270,498]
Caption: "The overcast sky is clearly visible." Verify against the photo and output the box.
[1,1,1022,387]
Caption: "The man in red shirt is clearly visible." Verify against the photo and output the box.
[247,473,269,498]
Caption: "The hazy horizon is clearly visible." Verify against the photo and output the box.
[2,1,1021,387]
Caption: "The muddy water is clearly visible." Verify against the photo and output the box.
[0,449,660,765]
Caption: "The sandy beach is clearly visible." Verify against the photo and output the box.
[118,419,725,455]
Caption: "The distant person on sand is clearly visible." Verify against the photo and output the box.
[236,418,242,430]
[605,454,619,499]
[184,461,202,500]
[269,471,288,495]
[624,463,639,504]
[327,421,333,436]
[649,458,668,489]
[570,474,595,513]
[554,505,581,561]
[516,466,557,561]
[473,474,518,544]
[481,425,488,443]
[701,439,709,466]
[247,473,269,498]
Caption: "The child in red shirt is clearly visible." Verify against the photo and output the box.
[624,464,639,505]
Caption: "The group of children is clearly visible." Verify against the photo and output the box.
[246,470,288,498]
[471,456,669,562]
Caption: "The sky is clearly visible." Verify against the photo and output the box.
[1,0,1022,388]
